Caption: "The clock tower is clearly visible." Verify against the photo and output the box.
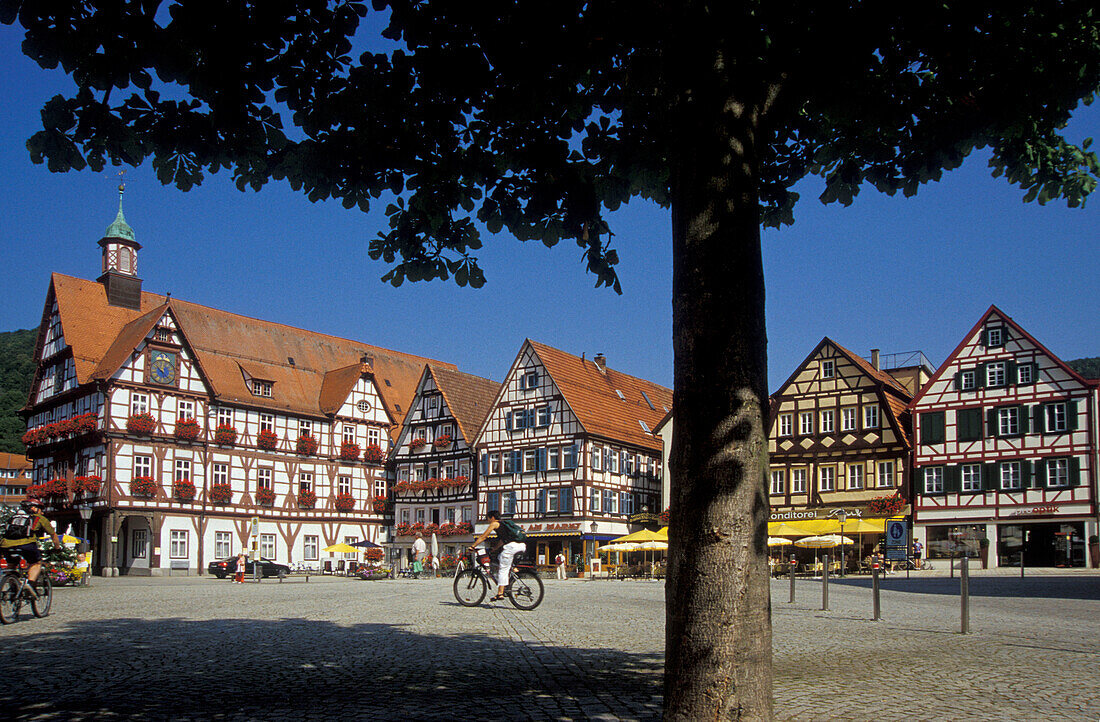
[98,184,143,310]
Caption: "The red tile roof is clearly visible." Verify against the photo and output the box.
[428,365,500,445]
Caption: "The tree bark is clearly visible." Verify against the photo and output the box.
[663,33,774,721]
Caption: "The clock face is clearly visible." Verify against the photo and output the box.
[150,351,177,384]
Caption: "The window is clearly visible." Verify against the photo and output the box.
[1016,364,1033,385]
[537,405,551,427]
[523,449,537,473]
[252,380,273,397]
[847,464,863,490]
[177,400,194,420]
[589,487,600,512]
[1045,403,1068,432]
[841,408,857,431]
[260,533,276,559]
[259,413,274,432]
[609,450,619,474]
[134,455,152,479]
[374,479,386,498]
[957,370,976,391]
[338,476,351,495]
[400,509,410,525]
[620,492,634,515]
[299,472,313,493]
[462,506,473,523]
[367,427,381,447]
[1000,461,1022,490]
[563,445,578,470]
[770,470,786,495]
[791,468,806,493]
[956,408,983,441]
[820,410,834,434]
[296,419,312,438]
[357,399,372,414]
[920,411,945,445]
[547,447,560,471]
[429,395,439,411]
[544,487,574,514]
[215,531,231,559]
[864,404,879,429]
[591,446,602,471]
[131,392,149,416]
[489,453,501,475]
[175,459,191,481]
[169,530,188,558]
[998,407,1020,436]
[819,467,835,492]
[1046,458,1069,488]
[503,491,516,515]
[624,454,635,476]
[603,489,615,513]
[821,359,835,379]
[986,362,1006,387]
[257,468,273,490]
[985,326,1004,347]
[779,414,792,436]
[961,464,982,492]
[304,535,319,561]
[217,407,233,428]
[877,461,894,488]
[521,370,539,389]
[132,529,147,559]
[924,467,944,494]
[416,508,426,524]
[342,424,355,444]
[799,412,814,435]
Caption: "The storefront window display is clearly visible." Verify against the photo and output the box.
[927,525,986,559]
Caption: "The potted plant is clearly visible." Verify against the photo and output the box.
[334,492,355,512]
[80,475,102,497]
[129,477,158,498]
[363,443,384,464]
[297,489,317,508]
[256,487,276,506]
[978,537,990,569]
[172,478,196,502]
[408,437,427,450]
[210,483,233,504]
[364,547,384,563]
[46,478,69,502]
[296,433,318,456]
[371,497,388,514]
[213,424,238,446]
[126,412,156,435]
[257,429,278,451]
[73,412,98,435]
[175,417,201,442]
[432,434,453,449]
[340,441,361,461]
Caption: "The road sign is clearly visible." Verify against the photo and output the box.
[885,520,908,548]
[885,546,908,561]
[251,516,260,537]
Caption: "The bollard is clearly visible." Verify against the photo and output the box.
[821,551,830,611]
[788,553,796,603]
[960,554,970,634]
[871,555,881,621]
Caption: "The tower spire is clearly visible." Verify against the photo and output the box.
[98,172,143,309]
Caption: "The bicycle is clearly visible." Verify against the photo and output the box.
[453,548,544,610]
[0,561,53,624]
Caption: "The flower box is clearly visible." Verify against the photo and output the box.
[214,424,238,446]
[370,497,388,514]
[129,477,158,498]
[408,437,427,450]
[659,507,670,525]
[175,418,201,442]
[256,487,276,506]
[334,492,355,512]
[867,495,906,516]
[126,412,156,435]
[210,483,233,504]
[79,475,102,496]
[340,441,361,461]
[173,479,196,502]
[297,489,317,508]
[256,429,278,451]
[296,434,318,456]
[364,547,384,563]
[363,444,384,464]
[432,434,453,449]
[72,412,98,435]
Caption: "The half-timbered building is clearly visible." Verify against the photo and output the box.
[390,364,499,568]
[911,306,1099,568]
[0,452,31,507]
[768,339,931,557]
[473,341,671,570]
[21,202,453,575]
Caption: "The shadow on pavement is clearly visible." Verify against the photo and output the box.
[818,575,1100,601]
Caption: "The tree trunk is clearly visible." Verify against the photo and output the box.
[663,37,774,722]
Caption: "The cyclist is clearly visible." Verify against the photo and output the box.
[468,509,527,602]
[2,499,61,598]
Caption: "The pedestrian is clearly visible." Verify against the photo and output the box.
[555,551,566,580]
[412,533,426,579]
[235,553,246,583]
[912,539,923,569]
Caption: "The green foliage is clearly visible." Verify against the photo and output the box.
[0,328,36,454]
[1067,357,1100,379]
[4,2,1096,292]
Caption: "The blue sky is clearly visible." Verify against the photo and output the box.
[1,26,1097,393]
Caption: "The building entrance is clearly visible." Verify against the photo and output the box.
[998,522,1085,567]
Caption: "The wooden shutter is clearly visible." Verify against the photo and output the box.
[1034,459,1047,488]
[536,489,546,515]
[505,411,513,430]
[1069,457,1081,486]
[987,408,998,437]
[560,486,572,513]
[1018,405,1029,434]
[984,464,999,491]
[944,466,959,493]
[953,372,962,390]
[976,364,987,388]
[536,447,546,471]
[1020,460,1032,488]
[1032,405,1044,434]
[1005,360,1017,386]
[480,453,489,476]
[1066,400,1079,431]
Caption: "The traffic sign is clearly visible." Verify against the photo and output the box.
[251,516,260,537]
[885,519,908,548]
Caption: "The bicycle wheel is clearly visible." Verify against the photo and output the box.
[32,575,52,618]
[507,569,544,610]
[0,575,22,624]
[453,569,487,606]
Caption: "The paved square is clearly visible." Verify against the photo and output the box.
[0,572,1097,720]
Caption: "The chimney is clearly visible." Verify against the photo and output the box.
[871,349,880,371]
[594,353,606,372]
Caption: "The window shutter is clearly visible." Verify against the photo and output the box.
[1018,405,1029,434]
[1005,360,1017,385]
[488,491,499,512]
[561,486,572,513]
[481,453,489,476]
[1066,400,1079,431]
[986,408,997,437]
[537,447,546,471]
[1020,460,1032,488]
[536,489,546,515]
[1032,405,1044,434]
[505,411,513,430]
[984,464,999,491]
[1068,457,1081,486]
[976,364,987,388]
[953,372,962,390]
[944,466,959,493]
[1035,459,1047,487]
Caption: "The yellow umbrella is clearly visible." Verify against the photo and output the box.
[611,528,666,543]
[323,543,358,554]
[793,518,885,535]
[767,536,793,546]
[61,534,88,545]
[598,542,642,552]
[767,521,809,536]
[656,527,669,540]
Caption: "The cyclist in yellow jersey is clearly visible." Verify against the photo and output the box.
[2,500,61,597]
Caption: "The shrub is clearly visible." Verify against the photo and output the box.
[364,547,384,563]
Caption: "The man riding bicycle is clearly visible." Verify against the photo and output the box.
[468,510,527,602]
[2,499,61,598]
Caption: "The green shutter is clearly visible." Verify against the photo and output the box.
[1035,459,1047,488]
[1069,457,1081,487]
[1032,405,1044,434]
[1066,400,1079,431]
[976,364,987,388]
[953,372,962,390]
[987,408,997,437]
[1018,405,1029,434]
[1020,460,1032,488]
[944,466,959,493]
[984,464,999,491]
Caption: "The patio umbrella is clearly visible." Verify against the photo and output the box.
[598,542,642,552]
[656,527,668,540]
[61,534,88,545]
[767,537,793,546]
[635,540,668,569]
[323,543,358,554]
[349,539,382,548]
[794,535,855,575]
[611,528,666,544]
[767,521,810,536]
[430,533,440,574]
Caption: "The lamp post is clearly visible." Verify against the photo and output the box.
[589,521,599,579]
[837,509,848,577]
[77,505,92,585]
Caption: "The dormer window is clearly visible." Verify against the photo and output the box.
[252,380,273,397]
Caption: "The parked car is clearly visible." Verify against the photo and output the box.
[207,557,289,579]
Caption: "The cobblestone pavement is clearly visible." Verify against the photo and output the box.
[0,571,1097,721]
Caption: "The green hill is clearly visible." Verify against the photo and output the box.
[1066,357,1100,379]
[0,328,37,454]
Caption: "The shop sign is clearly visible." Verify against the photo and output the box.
[1009,505,1059,517]
[628,512,660,524]
[522,522,583,533]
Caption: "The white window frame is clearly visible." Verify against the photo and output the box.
[299,472,313,492]
[959,370,976,390]
[1000,461,1022,490]
[134,455,152,478]
[257,468,273,490]
[303,535,319,561]
[959,464,981,492]
[821,359,835,378]
[523,450,537,473]
[215,531,232,559]
[131,392,149,416]
[259,413,274,432]
[1017,364,1033,384]
[338,475,351,495]
[770,470,786,495]
[590,488,600,512]
[986,362,1006,387]
[779,414,792,436]
[877,461,894,488]
[217,407,233,428]
[820,410,834,434]
[819,466,835,492]
[841,408,857,431]
[986,327,1003,347]
[924,466,944,494]
[174,458,191,481]
[169,530,188,559]
[177,400,195,420]
[1045,403,1067,432]
[998,407,1019,436]
[132,529,148,559]
[260,533,276,559]
[864,404,880,429]
[213,463,229,486]
[547,447,560,471]
[1047,458,1069,488]
[792,468,807,493]
[799,412,814,435]
[847,464,863,490]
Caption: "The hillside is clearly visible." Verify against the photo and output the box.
[0,328,36,454]
[1067,357,1100,379]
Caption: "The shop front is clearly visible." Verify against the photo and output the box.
[519,520,621,576]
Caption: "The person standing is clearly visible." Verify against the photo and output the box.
[234,553,246,583]
[912,539,924,569]
[555,551,566,580]
[412,533,426,579]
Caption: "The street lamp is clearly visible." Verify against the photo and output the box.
[589,521,599,579]
[77,506,92,586]
[836,509,848,577]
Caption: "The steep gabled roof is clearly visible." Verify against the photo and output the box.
[48,273,453,424]
[528,340,671,452]
[428,365,500,445]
